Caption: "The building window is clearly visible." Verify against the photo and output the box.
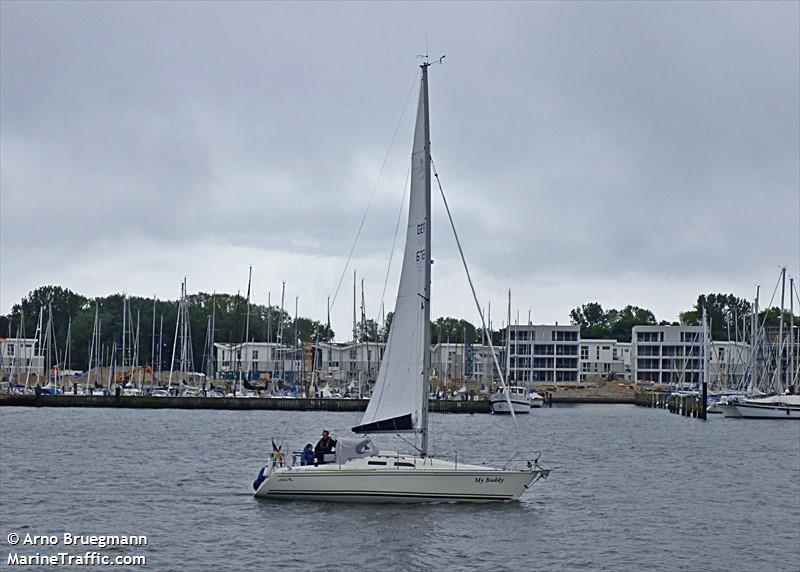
[580,346,589,360]
[637,331,663,343]
[253,350,259,360]
[553,331,578,342]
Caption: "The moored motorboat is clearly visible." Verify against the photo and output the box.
[490,386,531,414]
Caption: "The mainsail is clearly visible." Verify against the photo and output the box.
[352,66,431,440]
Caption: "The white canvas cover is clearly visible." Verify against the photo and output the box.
[335,438,378,462]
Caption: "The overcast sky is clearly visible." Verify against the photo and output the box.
[2,1,798,338]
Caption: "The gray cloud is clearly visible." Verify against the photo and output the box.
[2,1,798,337]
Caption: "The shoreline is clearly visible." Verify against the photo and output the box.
[0,393,634,411]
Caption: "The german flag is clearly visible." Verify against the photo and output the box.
[271,439,282,465]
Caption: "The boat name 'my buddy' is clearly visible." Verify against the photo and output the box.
[475,476,505,484]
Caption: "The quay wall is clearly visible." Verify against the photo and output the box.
[0,394,633,411]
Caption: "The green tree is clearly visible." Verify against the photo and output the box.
[569,302,656,341]
[569,302,609,339]
[431,317,479,344]
[608,305,657,342]
[355,319,380,342]
[679,293,753,340]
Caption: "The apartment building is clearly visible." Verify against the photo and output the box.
[631,325,704,385]
[1,337,44,380]
[507,325,580,385]
[579,339,630,381]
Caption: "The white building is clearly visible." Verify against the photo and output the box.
[1,337,44,380]
[507,325,580,385]
[214,342,294,380]
[631,325,704,385]
[430,342,493,389]
[709,341,751,390]
[579,339,630,381]
[315,341,385,385]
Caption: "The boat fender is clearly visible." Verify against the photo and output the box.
[252,466,268,491]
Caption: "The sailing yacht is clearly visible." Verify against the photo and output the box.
[253,61,549,503]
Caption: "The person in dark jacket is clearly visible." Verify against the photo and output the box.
[300,444,315,466]
[314,430,337,465]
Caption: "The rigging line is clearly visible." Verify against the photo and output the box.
[378,162,412,322]
[430,157,523,442]
[328,71,420,316]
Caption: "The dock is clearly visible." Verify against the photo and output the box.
[634,391,707,420]
[0,393,633,412]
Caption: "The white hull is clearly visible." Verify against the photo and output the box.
[255,455,546,503]
[732,402,800,419]
[530,394,544,408]
[719,403,743,417]
[489,387,531,414]
[490,397,530,414]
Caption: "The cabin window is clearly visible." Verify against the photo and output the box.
[367,460,387,466]
[394,462,415,468]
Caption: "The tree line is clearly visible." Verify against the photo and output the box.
[570,293,796,342]
[0,286,334,372]
[2,286,795,371]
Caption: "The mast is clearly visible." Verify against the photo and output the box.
[168,284,181,391]
[244,265,252,390]
[703,307,710,387]
[151,297,157,387]
[777,267,786,393]
[210,292,216,381]
[86,306,95,391]
[121,296,126,389]
[64,317,72,390]
[135,309,141,389]
[506,289,512,386]
[790,277,795,390]
[420,60,432,456]
[353,270,357,343]
[748,286,759,394]
[158,314,163,386]
[279,281,286,386]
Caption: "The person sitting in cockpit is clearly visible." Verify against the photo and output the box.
[314,430,337,465]
[300,443,315,466]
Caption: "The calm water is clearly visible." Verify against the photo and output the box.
[1,405,798,571]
